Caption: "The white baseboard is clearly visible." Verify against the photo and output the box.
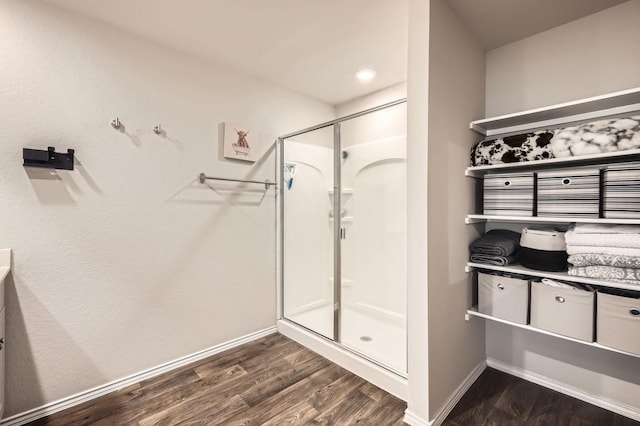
[403,360,486,426]
[403,409,431,426]
[1,326,277,426]
[487,357,640,422]
[428,360,487,426]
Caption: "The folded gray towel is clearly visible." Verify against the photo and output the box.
[470,253,518,266]
[470,229,521,256]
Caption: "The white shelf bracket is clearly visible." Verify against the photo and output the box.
[469,122,487,136]
[465,265,475,273]
[465,312,472,321]
[464,169,482,178]
[465,216,485,225]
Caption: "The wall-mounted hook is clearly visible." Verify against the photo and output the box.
[153,124,163,134]
[111,117,122,129]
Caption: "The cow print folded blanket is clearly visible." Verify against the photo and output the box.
[471,115,640,166]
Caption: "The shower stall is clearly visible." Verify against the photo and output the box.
[278,100,407,387]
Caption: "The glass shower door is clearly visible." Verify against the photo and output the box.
[282,127,335,340]
[338,103,408,373]
[280,100,407,374]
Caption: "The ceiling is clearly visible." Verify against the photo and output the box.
[43,0,628,105]
[447,0,629,50]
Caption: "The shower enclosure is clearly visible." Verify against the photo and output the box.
[279,100,407,375]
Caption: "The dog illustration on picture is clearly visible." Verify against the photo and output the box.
[233,129,251,156]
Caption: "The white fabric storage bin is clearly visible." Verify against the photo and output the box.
[597,292,640,355]
[483,172,534,216]
[530,280,595,341]
[478,272,529,324]
[537,167,600,217]
[603,162,640,219]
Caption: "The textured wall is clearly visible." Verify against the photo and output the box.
[0,0,333,416]
[484,0,640,413]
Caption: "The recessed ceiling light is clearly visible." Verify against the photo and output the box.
[355,68,376,82]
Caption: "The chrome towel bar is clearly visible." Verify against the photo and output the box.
[198,173,276,189]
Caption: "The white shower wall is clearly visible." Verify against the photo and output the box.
[340,137,407,322]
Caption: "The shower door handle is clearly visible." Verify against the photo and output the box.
[339,227,346,240]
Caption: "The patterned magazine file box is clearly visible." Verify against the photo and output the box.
[530,280,595,342]
[478,272,529,324]
[597,291,640,355]
[603,162,640,219]
[536,167,600,217]
[483,172,534,216]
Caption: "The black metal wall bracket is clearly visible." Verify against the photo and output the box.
[23,147,75,170]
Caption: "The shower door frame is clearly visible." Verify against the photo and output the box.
[278,97,407,350]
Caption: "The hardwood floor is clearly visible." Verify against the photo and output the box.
[443,367,640,426]
[26,334,639,426]
[29,333,407,425]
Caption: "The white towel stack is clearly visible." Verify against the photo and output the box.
[565,223,640,284]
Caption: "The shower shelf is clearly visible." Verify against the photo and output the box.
[329,277,353,287]
[328,188,354,195]
[329,277,353,286]
[329,216,354,223]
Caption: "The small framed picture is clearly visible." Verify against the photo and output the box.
[223,122,261,162]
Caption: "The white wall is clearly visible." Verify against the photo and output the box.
[486,0,640,116]
[336,82,407,117]
[0,0,334,417]
[484,0,640,414]
[405,0,431,422]
[426,0,486,419]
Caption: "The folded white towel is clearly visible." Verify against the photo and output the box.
[565,230,640,249]
[571,223,640,234]
[566,245,640,257]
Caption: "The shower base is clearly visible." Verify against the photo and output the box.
[277,316,408,401]
[285,304,406,375]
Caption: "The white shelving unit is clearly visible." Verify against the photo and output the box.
[469,87,640,137]
[466,262,640,292]
[465,307,640,359]
[465,88,640,356]
[465,214,640,225]
[466,148,640,177]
